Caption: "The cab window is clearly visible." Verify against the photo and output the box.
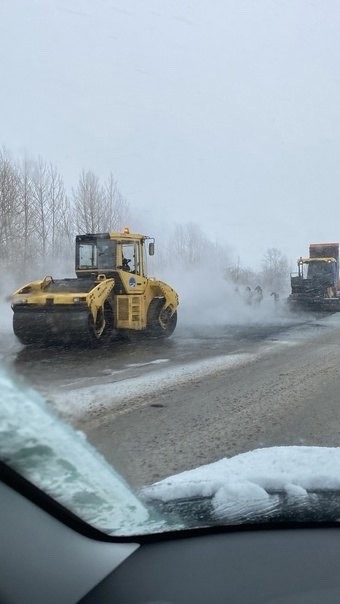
[121,241,141,275]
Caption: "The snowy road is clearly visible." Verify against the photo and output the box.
[3,309,340,488]
[81,314,340,487]
[2,313,320,411]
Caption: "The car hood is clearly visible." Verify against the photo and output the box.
[0,367,162,536]
[3,363,340,532]
[143,447,340,525]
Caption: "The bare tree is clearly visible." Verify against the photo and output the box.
[31,157,53,262]
[171,223,209,267]
[0,148,21,269]
[103,173,130,230]
[49,163,66,256]
[225,261,259,288]
[73,170,129,234]
[27,157,69,271]
[261,247,289,293]
[17,156,35,275]
[73,170,105,233]
[0,147,129,279]
[56,195,74,252]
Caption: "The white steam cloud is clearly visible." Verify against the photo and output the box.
[155,263,287,329]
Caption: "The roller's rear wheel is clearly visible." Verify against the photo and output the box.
[146,299,177,338]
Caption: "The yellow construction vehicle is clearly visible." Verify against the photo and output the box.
[288,243,340,312]
[11,228,179,345]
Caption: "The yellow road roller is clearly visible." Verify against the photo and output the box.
[11,228,179,345]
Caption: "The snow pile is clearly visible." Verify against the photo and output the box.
[144,446,340,521]
[0,367,159,535]
[48,352,256,419]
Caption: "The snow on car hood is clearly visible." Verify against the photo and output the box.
[0,367,159,536]
[144,446,340,522]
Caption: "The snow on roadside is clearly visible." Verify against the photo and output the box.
[46,326,309,422]
[47,352,257,420]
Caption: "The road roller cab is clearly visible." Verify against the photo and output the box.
[11,228,178,345]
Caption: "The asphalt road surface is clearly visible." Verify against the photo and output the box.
[3,310,340,488]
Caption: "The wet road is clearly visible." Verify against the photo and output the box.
[3,311,340,487]
[1,316,318,395]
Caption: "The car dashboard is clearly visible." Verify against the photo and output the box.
[2,466,340,604]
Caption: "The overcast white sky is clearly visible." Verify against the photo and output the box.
[1,0,340,268]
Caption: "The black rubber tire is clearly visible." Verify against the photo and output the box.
[146,299,177,338]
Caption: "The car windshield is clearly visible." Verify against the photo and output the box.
[2,0,340,537]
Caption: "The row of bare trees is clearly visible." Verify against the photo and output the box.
[0,147,290,294]
[226,247,290,294]
[153,222,290,293]
[153,223,229,271]
[0,148,129,279]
